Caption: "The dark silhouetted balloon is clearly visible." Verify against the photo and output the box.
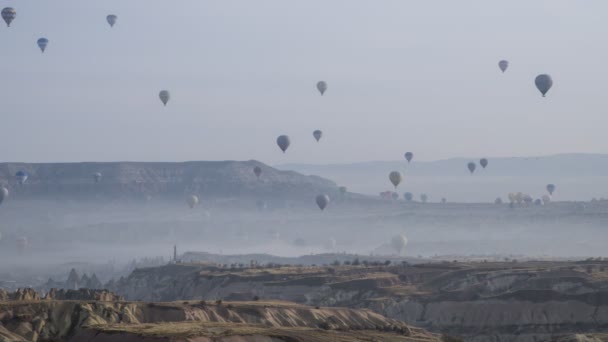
[404,192,413,201]
[467,162,476,174]
[546,184,556,195]
[535,74,553,97]
[15,171,28,185]
[107,15,117,27]
[498,60,509,73]
[253,166,262,179]
[389,171,403,189]
[2,8,16,27]
[313,130,323,142]
[404,152,413,163]
[316,81,327,95]
[480,158,488,169]
[276,135,290,153]
[420,194,428,203]
[316,194,330,210]
[159,90,170,106]
[37,38,49,53]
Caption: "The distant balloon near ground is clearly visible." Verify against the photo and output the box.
[0,187,8,205]
[391,192,399,200]
[15,171,28,185]
[253,166,262,179]
[404,192,413,201]
[276,135,290,153]
[546,184,556,195]
[420,194,428,203]
[542,194,551,205]
[316,81,327,95]
[313,130,323,142]
[404,152,413,163]
[2,8,16,27]
[159,90,170,106]
[106,15,117,27]
[316,194,330,211]
[495,197,503,205]
[389,171,403,189]
[187,195,199,209]
[339,186,347,196]
[391,235,408,256]
[93,172,102,183]
[37,38,49,53]
[498,60,509,73]
[535,74,553,97]
[467,162,476,174]
[441,198,447,204]
[480,158,488,169]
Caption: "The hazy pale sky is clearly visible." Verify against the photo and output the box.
[1,0,607,164]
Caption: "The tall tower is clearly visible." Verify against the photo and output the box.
[173,245,177,263]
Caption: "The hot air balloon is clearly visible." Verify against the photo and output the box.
[106,14,117,27]
[542,194,551,205]
[546,184,556,195]
[316,81,327,96]
[339,186,347,196]
[276,135,290,153]
[534,198,543,206]
[0,187,8,205]
[391,192,399,200]
[2,8,16,27]
[313,130,323,142]
[420,194,428,203]
[253,166,262,179]
[316,194,330,211]
[495,197,503,205]
[498,60,509,73]
[441,198,447,204]
[508,193,516,203]
[404,192,413,201]
[389,171,403,189]
[467,162,476,174]
[15,171,28,185]
[93,172,102,183]
[391,235,408,256]
[523,194,533,205]
[404,152,414,163]
[480,158,488,169]
[535,74,553,97]
[159,90,170,106]
[37,38,49,53]
[187,195,199,209]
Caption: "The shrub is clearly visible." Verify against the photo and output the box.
[215,299,222,305]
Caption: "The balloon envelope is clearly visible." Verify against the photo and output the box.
[37,38,49,53]
[93,172,102,183]
[316,194,330,210]
[187,195,199,209]
[253,166,262,179]
[546,184,556,195]
[535,74,553,97]
[389,171,403,188]
[159,90,170,106]
[467,162,476,174]
[420,194,428,203]
[316,81,327,95]
[498,60,509,73]
[0,187,8,205]
[2,8,16,27]
[313,130,323,142]
[276,135,290,153]
[15,171,28,184]
[391,235,408,255]
[404,152,413,163]
[480,158,488,169]
[106,15,117,27]
[404,192,413,201]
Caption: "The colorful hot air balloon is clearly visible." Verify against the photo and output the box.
[467,162,476,174]
[106,14,117,27]
[159,90,170,106]
[2,8,16,27]
[535,74,553,97]
[37,38,49,53]
[316,194,330,210]
[253,166,262,179]
[316,81,327,95]
[389,171,403,189]
[546,184,556,195]
[404,152,413,163]
[313,130,323,142]
[276,135,290,153]
[498,60,509,73]
[480,158,488,169]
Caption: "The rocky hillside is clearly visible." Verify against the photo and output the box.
[0,161,338,200]
[0,293,438,342]
[108,261,608,342]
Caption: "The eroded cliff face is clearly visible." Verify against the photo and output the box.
[0,298,436,342]
[110,262,608,342]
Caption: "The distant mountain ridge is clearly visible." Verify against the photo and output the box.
[276,153,608,201]
[0,160,338,200]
